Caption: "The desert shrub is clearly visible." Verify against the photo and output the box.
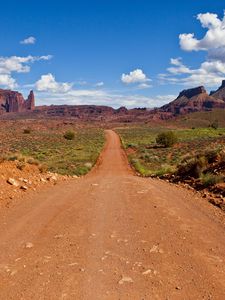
[201,173,224,187]
[156,131,178,148]
[154,164,176,177]
[130,158,150,176]
[64,130,75,140]
[26,157,40,165]
[23,128,31,134]
[219,149,225,162]
[126,143,137,148]
[38,164,48,173]
[7,154,19,161]
[210,120,219,130]
[177,155,208,178]
[204,149,220,164]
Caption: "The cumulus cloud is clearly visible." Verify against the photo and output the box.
[167,58,192,75]
[35,73,73,93]
[0,74,17,89]
[0,55,51,75]
[160,11,225,88]
[121,69,151,84]
[0,55,52,89]
[20,36,36,45]
[179,12,225,52]
[159,57,225,87]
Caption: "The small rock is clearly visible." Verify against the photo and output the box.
[142,269,152,275]
[7,178,19,187]
[10,270,17,276]
[54,234,63,239]
[25,242,34,249]
[20,185,28,190]
[68,262,78,266]
[118,276,134,285]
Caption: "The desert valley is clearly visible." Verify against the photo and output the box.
[1,1,225,299]
[0,81,225,298]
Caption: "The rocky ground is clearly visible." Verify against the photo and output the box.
[0,130,224,299]
[0,160,76,208]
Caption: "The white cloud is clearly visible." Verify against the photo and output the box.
[0,74,17,89]
[20,36,36,45]
[159,57,225,87]
[137,83,152,89]
[179,12,225,52]
[35,73,73,93]
[0,55,51,74]
[95,81,104,87]
[160,11,225,88]
[0,55,52,89]
[121,69,151,84]
[35,83,174,109]
[167,58,192,75]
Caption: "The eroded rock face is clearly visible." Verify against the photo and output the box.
[161,83,225,115]
[0,89,35,114]
[210,80,225,101]
[178,86,206,99]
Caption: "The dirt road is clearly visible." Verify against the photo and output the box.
[0,130,225,299]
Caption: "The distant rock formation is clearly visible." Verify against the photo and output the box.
[210,80,225,101]
[0,89,35,114]
[161,83,225,115]
[1,81,225,121]
[177,86,207,99]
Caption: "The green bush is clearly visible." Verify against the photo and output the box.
[201,173,224,187]
[156,131,178,148]
[64,130,75,140]
[177,155,207,178]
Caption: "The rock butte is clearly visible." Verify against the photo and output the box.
[1,80,225,119]
[0,89,34,114]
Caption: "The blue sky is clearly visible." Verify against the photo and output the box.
[1,0,225,108]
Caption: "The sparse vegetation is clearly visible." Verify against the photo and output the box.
[0,120,104,176]
[201,173,224,187]
[210,120,219,130]
[117,126,225,187]
[156,131,178,148]
[177,155,208,178]
[64,130,75,140]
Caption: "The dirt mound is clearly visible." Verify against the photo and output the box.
[0,160,72,207]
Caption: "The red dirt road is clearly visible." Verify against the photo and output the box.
[0,130,225,299]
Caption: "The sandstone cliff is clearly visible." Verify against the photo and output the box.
[210,80,225,101]
[0,90,35,114]
[161,84,225,115]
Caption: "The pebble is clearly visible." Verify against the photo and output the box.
[25,242,34,249]
[142,269,152,275]
[54,234,63,239]
[20,185,28,190]
[118,276,134,284]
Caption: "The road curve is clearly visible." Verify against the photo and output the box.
[0,130,225,299]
